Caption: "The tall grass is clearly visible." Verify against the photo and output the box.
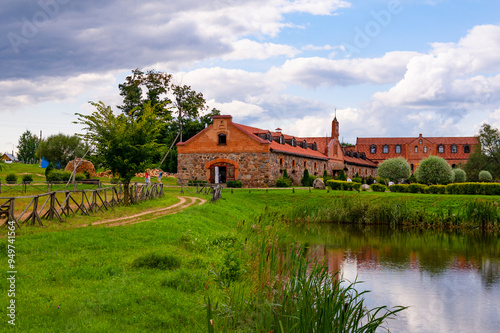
[207,209,406,332]
[285,195,499,229]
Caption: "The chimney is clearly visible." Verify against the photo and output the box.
[275,128,282,133]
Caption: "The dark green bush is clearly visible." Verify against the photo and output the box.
[326,180,361,191]
[75,173,85,181]
[370,183,387,192]
[226,180,242,188]
[426,185,446,194]
[389,184,408,193]
[275,177,292,187]
[46,170,72,182]
[132,253,181,270]
[446,182,500,195]
[408,183,427,193]
[160,268,204,293]
[5,173,17,184]
[22,174,33,183]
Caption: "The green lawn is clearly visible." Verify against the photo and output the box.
[0,187,499,332]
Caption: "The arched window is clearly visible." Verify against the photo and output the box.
[218,133,226,145]
[395,145,401,154]
[303,160,307,168]
[279,135,284,144]
[414,146,418,153]
[424,146,427,153]
[464,145,470,153]
[383,145,389,154]
[451,144,457,153]
[370,145,376,154]
[438,144,444,153]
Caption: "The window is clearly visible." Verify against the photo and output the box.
[314,162,317,170]
[451,144,457,153]
[313,142,317,151]
[414,146,418,153]
[292,159,295,167]
[266,132,272,142]
[438,144,444,153]
[395,145,401,154]
[304,160,307,168]
[464,144,470,153]
[383,145,389,154]
[279,135,284,144]
[419,139,423,144]
[424,146,427,153]
[291,138,296,147]
[218,133,226,145]
[370,145,376,154]
[279,157,283,166]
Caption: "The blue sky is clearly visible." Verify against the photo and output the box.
[2,0,500,154]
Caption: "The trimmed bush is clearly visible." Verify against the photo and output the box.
[452,168,467,183]
[389,184,408,193]
[370,183,387,192]
[479,170,493,182]
[5,173,17,184]
[415,156,453,185]
[22,174,33,183]
[408,183,427,193]
[326,180,361,191]
[226,180,242,188]
[377,157,411,183]
[446,182,500,195]
[426,185,446,194]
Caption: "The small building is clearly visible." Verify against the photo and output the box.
[177,115,376,187]
[1,153,17,164]
[355,134,479,172]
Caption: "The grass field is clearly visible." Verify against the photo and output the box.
[1,167,499,331]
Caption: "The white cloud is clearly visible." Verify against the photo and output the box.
[208,99,265,118]
[221,39,300,60]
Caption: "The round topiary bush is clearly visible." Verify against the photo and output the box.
[479,170,493,182]
[415,156,453,185]
[377,157,411,183]
[452,168,466,183]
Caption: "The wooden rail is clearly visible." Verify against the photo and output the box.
[0,183,164,228]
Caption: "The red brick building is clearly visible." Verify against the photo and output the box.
[355,134,479,172]
[177,115,377,187]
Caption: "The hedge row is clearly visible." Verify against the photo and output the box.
[326,180,361,191]
[388,182,500,195]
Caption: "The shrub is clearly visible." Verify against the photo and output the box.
[365,175,376,185]
[377,157,411,183]
[337,170,347,181]
[46,170,72,182]
[44,163,53,178]
[22,174,33,183]
[426,185,446,194]
[415,156,453,185]
[408,183,427,193]
[452,168,467,183]
[370,183,387,192]
[5,173,17,184]
[479,170,492,182]
[75,173,85,181]
[275,177,292,187]
[326,180,360,191]
[301,169,315,187]
[226,180,242,188]
[389,184,408,193]
[110,177,120,184]
[160,268,204,293]
[322,170,331,182]
[132,253,181,270]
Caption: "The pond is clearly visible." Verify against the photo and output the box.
[291,224,500,333]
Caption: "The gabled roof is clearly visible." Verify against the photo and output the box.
[357,136,478,146]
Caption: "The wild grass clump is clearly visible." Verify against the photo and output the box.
[131,252,181,270]
[160,268,206,293]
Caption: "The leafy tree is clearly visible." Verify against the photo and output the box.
[415,156,453,185]
[36,134,85,168]
[464,123,500,181]
[377,157,411,183]
[17,130,39,164]
[76,101,163,205]
[479,170,492,182]
[118,69,215,172]
[452,168,466,183]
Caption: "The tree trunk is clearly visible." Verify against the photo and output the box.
[123,180,130,205]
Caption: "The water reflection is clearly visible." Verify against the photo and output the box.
[291,224,500,333]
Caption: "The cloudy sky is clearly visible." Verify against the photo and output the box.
[2,0,500,155]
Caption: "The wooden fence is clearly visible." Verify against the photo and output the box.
[0,183,164,228]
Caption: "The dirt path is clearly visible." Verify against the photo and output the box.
[90,196,206,227]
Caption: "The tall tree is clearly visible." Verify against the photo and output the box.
[76,101,163,205]
[17,130,39,164]
[118,69,216,172]
[36,133,85,168]
[464,123,500,181]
